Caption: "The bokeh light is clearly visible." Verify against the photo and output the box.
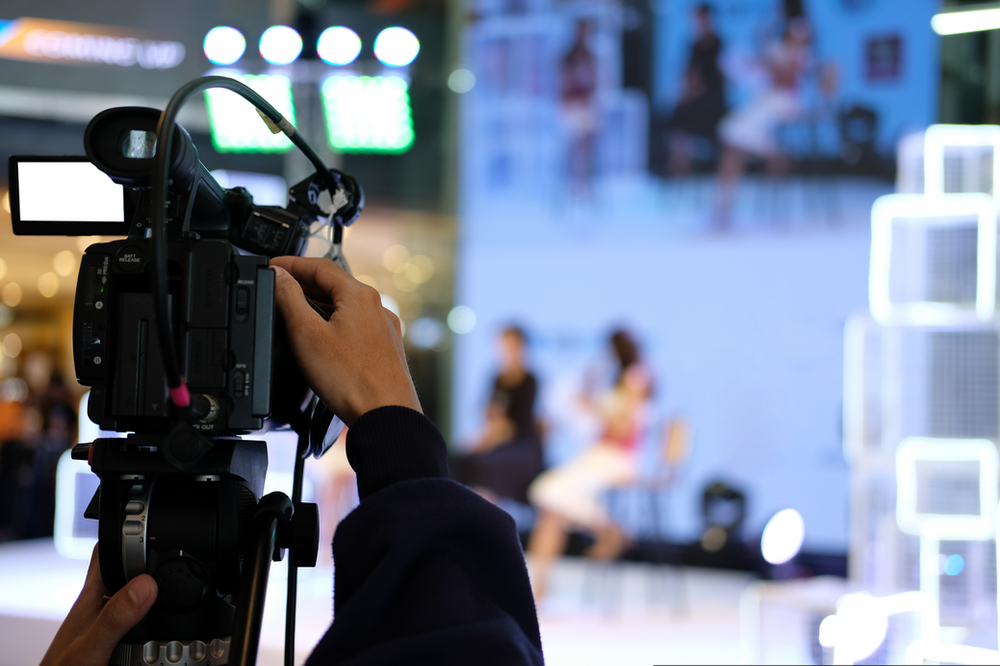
[0,304,12,328]
[447,306,476,334]
[373,27,420,67]
[259,25,303,65]
[0,257,6,281]
[383,245,411,272]
[2,332,22,358]
[760,508,805,565]
[203,26,246,66]
[37,272,59,298]
[2,282,23,307]
[0,377,28,402]
[53,250,76,277]
[447,69,476,93]
[317,26,362,66]
[1,191,9,213]
[409,317,445,349]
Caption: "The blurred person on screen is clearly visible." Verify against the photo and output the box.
[525,329,652,599]
[666,3,727,176]
[713,15,813,228]
[560,18,600,200]
[453,325,544,507]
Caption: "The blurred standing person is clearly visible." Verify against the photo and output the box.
[713,17,813,228]
[666,3,727,176]
[526,329,652,599]
[454,326,544,507]
[560,19,600,200]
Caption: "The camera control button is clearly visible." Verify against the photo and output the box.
[116,245,144,272]
[235,287,250,317]
[233,370,245,397]
[125,500,145,515]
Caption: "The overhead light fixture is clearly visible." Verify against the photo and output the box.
[259,25,302,65]
[317,26,362,66]
[203,26,246,65]
[374,27,420,67]
[931,7,1000,35]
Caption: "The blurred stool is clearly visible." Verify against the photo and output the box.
[585,417,694,616]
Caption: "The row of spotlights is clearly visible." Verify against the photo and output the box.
[204,25,419,67]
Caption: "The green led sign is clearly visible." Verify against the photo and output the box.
[320,75,414,154]
[205,73,296,153]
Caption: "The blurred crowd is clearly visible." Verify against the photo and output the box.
[0,364,78,543]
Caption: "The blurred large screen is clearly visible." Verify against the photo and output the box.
[453,0,939,552]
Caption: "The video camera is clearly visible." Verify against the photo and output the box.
[9,77,363,666]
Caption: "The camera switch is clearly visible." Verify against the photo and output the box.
[235,287,250,316]
[233,370,246,397]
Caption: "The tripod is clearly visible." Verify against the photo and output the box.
[73,416,321,666]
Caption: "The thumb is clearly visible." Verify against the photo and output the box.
[77,575,157,665]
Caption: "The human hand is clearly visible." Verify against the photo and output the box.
[40,546,157,666]
[270,256,422,426]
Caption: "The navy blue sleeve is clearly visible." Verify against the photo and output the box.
[304,406,544,666]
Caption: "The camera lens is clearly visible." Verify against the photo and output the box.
[119,130,157,159]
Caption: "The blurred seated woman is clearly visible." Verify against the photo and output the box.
[525,329,652,598]
[453,325,544,506]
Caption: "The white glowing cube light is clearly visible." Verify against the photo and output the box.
[895,437,998,539]
[869,194,997,325]
[924,124,1000,197]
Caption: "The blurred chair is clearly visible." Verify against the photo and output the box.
[585,416,694,615]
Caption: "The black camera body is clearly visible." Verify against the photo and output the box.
[75,239,276,434]
[11,80,362,663]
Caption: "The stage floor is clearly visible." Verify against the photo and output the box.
[0,539,754,665]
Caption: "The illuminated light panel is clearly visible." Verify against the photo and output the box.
[321,75,414,153]
[259,25,302,65]
[204,73,296,153]
[760,509,805,565]
[895,437,998,539]
[923,124,1000,196]
[932,8,1000,35]
[842,313,873,463]
[203,26,245,65]
[373,27,419,67]
[317,26,361,66]
[869,194,997,325]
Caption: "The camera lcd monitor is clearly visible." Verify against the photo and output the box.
[10,156,131,235]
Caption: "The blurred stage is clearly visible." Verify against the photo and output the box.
[0,538,763,665]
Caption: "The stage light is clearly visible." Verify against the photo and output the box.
[374,27,419,67]
[760,508,804,565]
[259,25,302,65]
[448,306,476,334]
[932,8,1000,35]
[448,68,476,93]
[317,26,362,66]
[203,26,246,65]
[204,73,296,153]
[320,75,414,153]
